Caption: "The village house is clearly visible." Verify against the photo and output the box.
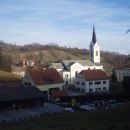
[11,59,35,77]
[11,64,26,77]
[22,68,64,99]
[115,66,130,82]
[74,69,109,93]
[0,70,43,111]
[114,57,130,82]
[49,26,103,86]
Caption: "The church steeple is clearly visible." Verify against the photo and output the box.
[89,25,100,64]
[92,25,96,44]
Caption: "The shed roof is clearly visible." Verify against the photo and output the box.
[0,86,43,102]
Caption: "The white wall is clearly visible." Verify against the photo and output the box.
[62,71,71,86]
[75,75,109,93]
[116,68,130,82]
[70,62,84,84]
[89,42,100,64]
[62,62,103,86]
[93,42,100,64]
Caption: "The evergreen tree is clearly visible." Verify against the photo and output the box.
[111,69,117,82]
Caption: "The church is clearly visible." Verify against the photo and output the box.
[49,25,103,87]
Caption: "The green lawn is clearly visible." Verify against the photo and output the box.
[1,103,130,130]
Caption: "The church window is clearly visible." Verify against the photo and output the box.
[96,51,98,56]
[65,74,68,77]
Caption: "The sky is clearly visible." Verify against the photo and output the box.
[0,0,130,54]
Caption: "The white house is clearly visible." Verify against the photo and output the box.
[49,25,103,86]
[11,64,26,77]
[115,67,130,82]
[75,69,109,93]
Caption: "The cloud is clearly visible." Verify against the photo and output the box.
[0,0,130,54]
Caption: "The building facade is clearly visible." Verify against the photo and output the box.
[115,67,130,82]
[22,68,64,99]
[75,70,109,93]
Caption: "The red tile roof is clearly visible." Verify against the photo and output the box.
[51,90,68,97]
[79,69,108,81]
[27,68,64,85]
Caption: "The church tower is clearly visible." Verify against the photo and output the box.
[89,25,100,64]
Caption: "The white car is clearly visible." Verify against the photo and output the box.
[64,108,74,112]
[80,104,95,111]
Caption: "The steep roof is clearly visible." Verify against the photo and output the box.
[62,60,95,69]
[49,62,64,70]
[92,25,97,44]
[27,68,64,85]
[79,69,108,81]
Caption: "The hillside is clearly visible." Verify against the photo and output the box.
[0,42,128,74]
[0,70,22,83]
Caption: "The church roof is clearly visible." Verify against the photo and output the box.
[62,60,95,70]
[92,25,97,44]
[49,62,64,70]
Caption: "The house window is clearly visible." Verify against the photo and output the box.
[89,88,93,92]
[77,82,79,85]
[95,81,101,85]
[98,88,101,91]
[89,82,93,85]
[103,81,106,84]
[81,82,84,86]
[96,51,98,56]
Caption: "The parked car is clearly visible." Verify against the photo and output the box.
[64,107,74,112]
[79,104,95,111]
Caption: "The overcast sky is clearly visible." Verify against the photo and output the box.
[0,0,130,54]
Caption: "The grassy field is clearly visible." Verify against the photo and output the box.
[1,103,130,130]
